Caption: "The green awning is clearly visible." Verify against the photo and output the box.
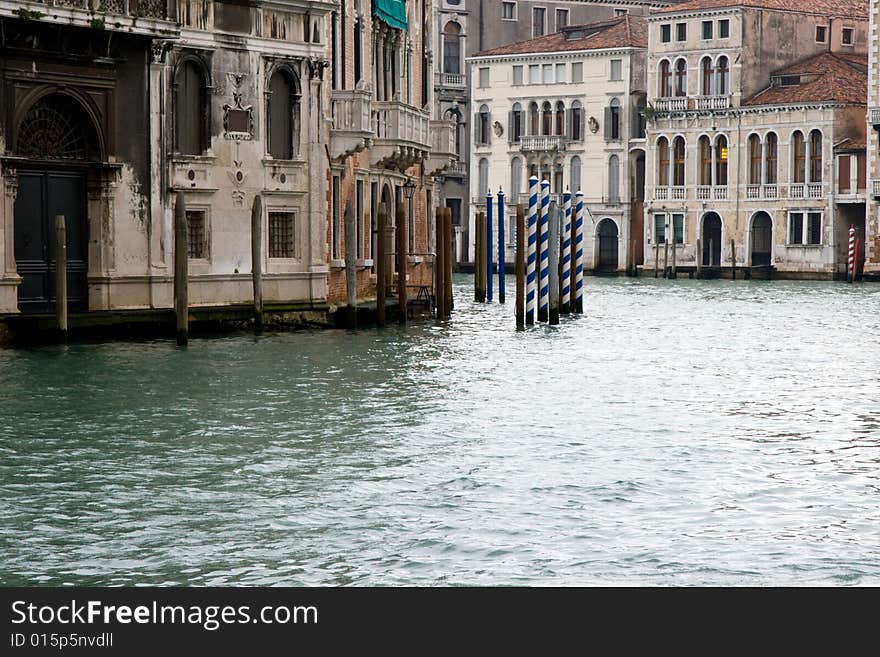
[374,0,408,31]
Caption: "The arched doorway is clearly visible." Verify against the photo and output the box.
[751,212,772,267]
[596,218,619,272]
[701,212,722,267]
[14,93,101,313]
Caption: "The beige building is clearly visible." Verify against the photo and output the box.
[644,0,869,277]
[867,0,880,275]
[467,15,649,273]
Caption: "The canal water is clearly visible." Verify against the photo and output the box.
[2,277,879,586]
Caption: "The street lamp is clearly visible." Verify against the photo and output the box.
[402,177,416,200]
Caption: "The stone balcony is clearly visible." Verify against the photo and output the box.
[519,135,568,152]
[872,179,880,199]
[370,101,431,171]
[870,107,880,129]
[435,72,466,89]
[330,89,373,161]
[426,119,457,176]
[695,95,731,111]
[5,0,179,36]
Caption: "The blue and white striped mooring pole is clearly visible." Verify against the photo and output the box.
[497,188,506,304]
[526,176,538,325]
[486,191,494,303]
[574,190,585,313]
[538,179,551,322]
[562,190,572,315]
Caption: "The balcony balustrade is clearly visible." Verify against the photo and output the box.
[330,89,373,160]
[371,101,431,171]
[653,97,687,112]
[695,96,731,111]
[519,135,568,152]
[426,120,457,175]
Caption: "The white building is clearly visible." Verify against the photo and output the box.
[467,15,649,273]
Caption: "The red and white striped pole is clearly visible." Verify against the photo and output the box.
[847,224,856,284]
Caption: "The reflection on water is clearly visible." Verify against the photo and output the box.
[1,277,879,585]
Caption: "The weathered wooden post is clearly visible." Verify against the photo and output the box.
[696,238,702,279]
[344,202,358,329]
[174,191,189,346]
[396,202,408,324]
[444,208,453,317]
[251,194,263,334]
[515,204,525,329]
[671,231,677,279]
[731,239,736,280]
[435,207,445,318]
[54,215,67,342]
[663,231,669,279]
[376,204,388,326]
[548,202,561,326]
[654,243,659,278]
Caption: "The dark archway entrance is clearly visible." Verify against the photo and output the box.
[751,212,772,267]
[597,218,619,272]
[14,93,99,313]
[701,212,722,267]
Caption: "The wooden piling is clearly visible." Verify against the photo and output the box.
[54,214,67,342]
[444,208,453,317]
[377,204,388,327]
[396,202,408,324]
[654,243,659,278]
[344,202,357,330]
[515,205,525,329]
[696,238,702,279]
[731,239,736,280]
[663,238,669,279]
[435,207,445,319]
[251,194,263,334]
[173,191,189,346]
[548,202,560,325]
[671,234,677,279]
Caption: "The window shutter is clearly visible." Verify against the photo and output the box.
[508,111,515,143]
[473,112,481,144]
[604,107,612,141]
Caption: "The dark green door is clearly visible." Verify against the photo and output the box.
[14,170,88,313]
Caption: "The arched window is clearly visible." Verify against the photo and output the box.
[810,130,823,182]
[657,137,669,186]
[529,102,539,136]
[510,102,524,143]
[478,157,489,196]
[607,98,621,141]
[716,135,729,186]
[175,59,208,155]
[701,57,714,96]
[570,155,582,193]
[511,157,523,199]
[792,131,806,183]
[477,104,490,145]
[608,155,620,201]
[554,162,564,194]
[765,132,778,184]
[716,56,730,96]
[748,134,761,185]
[570,101,583,141]
[699,136,712,186]
[555,101,565,136]
[673,136,685,186]
[448,108,463,156]
[268,68,299,160]
[675,59,687,97]
[659,60,672,97]
[541,102,552,136]
[443,22,462,75]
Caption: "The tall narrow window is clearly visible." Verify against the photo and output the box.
[792,131,806,183]
[810,130,823,182]
[607,98,621,141]
[556,9,569,29]
[354,14,363,84]
[511,157,523,200]
[657,137,670,186]
[674,59,687,97]
[570,155,582,193]
[701,57,714,95]
[477,104,490,145]
[356,180,364,259]
[533,7,545,37]
[175,60,207,155]
[529,102,539,135]
[186,210,208,259]
[716,56,730,95]
[511,102,524,142]
[443,22,462,75]
[331,175,341,260]
[608,155,620,201]
[269,212,296,258]
[478,158,489,196]
[765,132,778,184]
[673,137,685,186]
[699,136,711,185]
[541,102,552,136]
[570,101,583,141]
[268,69,298,160]
[749,134,761,185]
[555,101,565,137]
[659,60,672,97]
[716,135,728,186]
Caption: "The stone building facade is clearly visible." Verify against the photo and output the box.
[467,14,648,273]
[644,0,869,277]
[867,0,880,274]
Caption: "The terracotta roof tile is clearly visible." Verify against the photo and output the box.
[653,0,868,17]
[742,52,867,105]
[472,15,647,58]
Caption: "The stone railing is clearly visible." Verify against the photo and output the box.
[430,120,456,156]
[869,107,880,126]
[332,89,371,134]
[872,179,880,198]
[372,101,430,148]
[696,185,728,201]
[654,186,668,200]
[807,183,823,199]
[520,135,567,152]
[436,72,466,88]
[764,184,779,200]
[746,184,761,200]
[695,95,731,111]
[790,183,825,199]
[28,0,171,18]
[654,97,687,112]
[446,161,467,177]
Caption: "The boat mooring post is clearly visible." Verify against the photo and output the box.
[526,176,538,325]
[497,188,506,304]
[474,212,485,302]
[731,239,736,280]
[663,223,670,279]
[444,207,454,317]
[54,214,67,343]
[344,202,358,330]
[377,204,388,326]
[433,206,444,319]
[855,238,862,282]
[538,179,551,322]
[486,192,494,303]
[847,224,856,284]
[396,201,408,324]
[574,190,585,314]
[548,201,561,326]
[561,191,572,314]
[696,239,702,279]
[654,243,659,278]
[251,194,264,334]
[173,191,189,346]
[516,204,525,329]
[671,230,677,279]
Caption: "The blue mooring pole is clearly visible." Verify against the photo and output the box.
[486,192,494,303]
[526,176,538,325]
[497,188,506,304]
[538,179,551,322]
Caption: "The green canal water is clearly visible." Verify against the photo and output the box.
[2,276,879,585]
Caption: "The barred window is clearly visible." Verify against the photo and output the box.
[186,210,208,259]
[269,212,296,258]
